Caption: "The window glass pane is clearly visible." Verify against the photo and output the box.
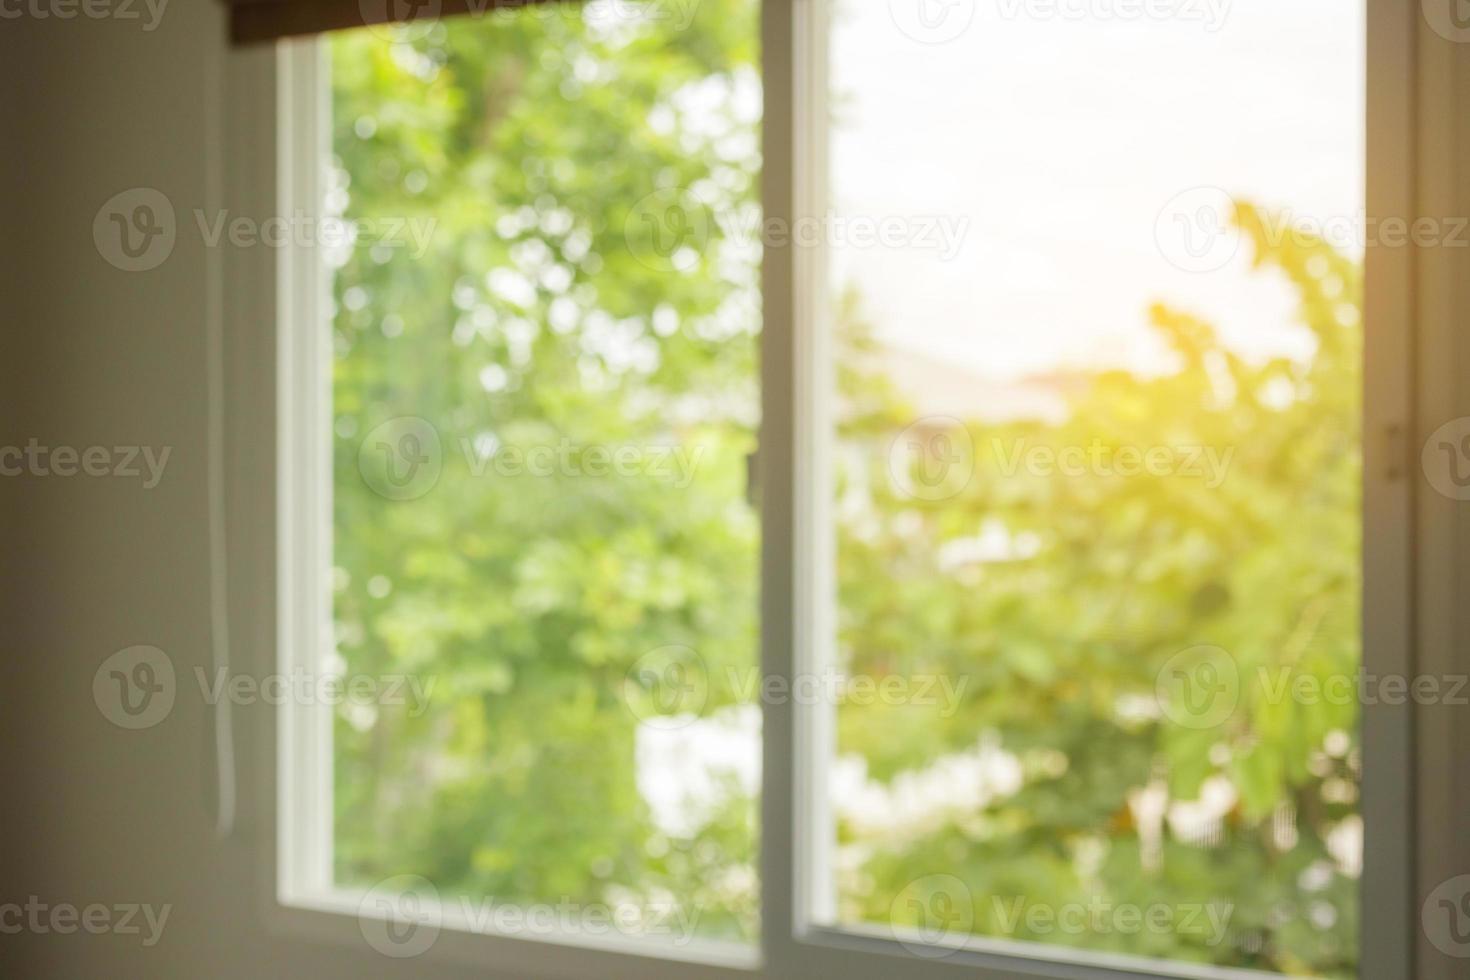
[824,3,1363,975]
[325,2,760,946]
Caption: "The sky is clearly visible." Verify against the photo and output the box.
[828,0,1366,381]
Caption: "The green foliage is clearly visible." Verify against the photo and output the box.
[837,204,1361,976]
[328,7,1359,975]
[329,4,761,942]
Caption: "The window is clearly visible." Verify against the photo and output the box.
[279,0,763,963]
[274,1,1410,978]
[813,4,1365,977]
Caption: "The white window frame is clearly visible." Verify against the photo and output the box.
[246,1,1433,977]
[268,35,757,980]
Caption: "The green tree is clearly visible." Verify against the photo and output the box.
[329,3,761,941]
[843,203,1360,976]
[327,7,1360,975]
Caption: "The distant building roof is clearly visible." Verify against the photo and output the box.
[860,343,1075,424]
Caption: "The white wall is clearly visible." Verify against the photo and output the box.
[0,6,487,977]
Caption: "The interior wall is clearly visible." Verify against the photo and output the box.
[2,4,231,975]
[0,6,474,977]
[0,20,26,966]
